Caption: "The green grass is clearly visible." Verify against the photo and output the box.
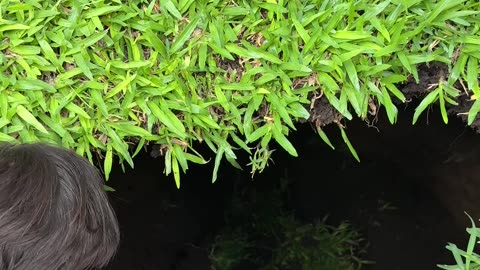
[1,0,480,186]
[211,216,366,270]
[210,174,367,270]
[265,219,366,270]
[438,214,480,270]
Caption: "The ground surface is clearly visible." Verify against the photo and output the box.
[104,63,479,270]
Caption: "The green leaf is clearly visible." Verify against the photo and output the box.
[381,85,398,124]
[364,1,390,20]
[340,127,360,162]
[10,45,40,55]
[195,115,222,129]
[212,146,224,183]
[164,149,172,176]
[214,85,229,111]
[132,138,146,158]
[106,127,134,168]
[413,88,439,124]
[468,98,480,125]
[184,152,207,164]
[172,155,181,188]
[225,43,283,64]
[73,53,93,80]
[269,93,295,129]
[369,17,390,42]
[65,31,108,55]
[261,130,272,148]
[163,0,183,19]
[106,73,137,99]
[16,105,48,134]
[15,78,56,93]
[448,53,468,85]
[171,17,200,54]
[104,185,116,192]
[144,30,167,57]
[323,90,353,120]
[317,127,335,150]
[255,73,278,85]
[288,102,311,120]
[208,43,235,60]
[362,64,392,77]
[84,6,122,18]
[318,72,340,91]
[438,87,448,124]
[246,124,270,143]
[104,144,113,181]
[304,29,324,53]
[198,43,207,69]
[280,62,312,73]
[38,40,61,69]
[110,123,153,137]
[0,23,30,32]
[467,56,478,91]
[374,45,402,57]
[331,30,371,40]
[66,103,91,119]
[173,143,190,170]
[384,82,406,102]
[230,132,251,154]
[344,59,360,90]
[110,60,150,69]
[292,16,310,43]
[219,82,255,91]
[339,48,366,62]
[147,101,187,138]
[344,84,362,116]
[465,214,478,269]
[397,51,414,76]
[272,124,298,157]
[90,90,109,116]
[37,113,66,137]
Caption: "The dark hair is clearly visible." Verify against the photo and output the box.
[0,142,120,270]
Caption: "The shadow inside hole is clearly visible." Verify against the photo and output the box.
[105,101,475,270]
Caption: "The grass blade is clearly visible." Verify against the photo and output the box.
[413,88,439,124]
[171,17,200,54]
[340,127,360,162]
[16,105,48,134]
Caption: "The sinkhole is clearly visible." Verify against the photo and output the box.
[105,100,479,270]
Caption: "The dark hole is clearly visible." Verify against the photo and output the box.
[105,99,475,270]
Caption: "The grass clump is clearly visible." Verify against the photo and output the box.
[210,176,366,270]
[1,0,480,186]
[211,217,364,270]
[265,219,364,270]
[438,215,480,270]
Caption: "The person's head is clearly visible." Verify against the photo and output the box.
[0,142,120,270]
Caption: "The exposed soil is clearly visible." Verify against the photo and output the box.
[309,61,480,131]
[104,64,480,270]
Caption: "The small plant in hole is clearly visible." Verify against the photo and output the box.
[209,171,367,270]
[263,218,366,270]
[438,214,480,270]
[209,228,258,270]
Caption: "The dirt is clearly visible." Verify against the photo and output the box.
[309,96,344,128]
[104,64,480,270]
[308,61,480,132]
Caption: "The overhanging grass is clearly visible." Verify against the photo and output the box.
[1,0,479,186]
